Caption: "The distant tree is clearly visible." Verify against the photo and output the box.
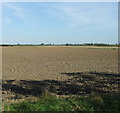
[66,43,69,46]
[90,42,93,45]
[41,43,44,45]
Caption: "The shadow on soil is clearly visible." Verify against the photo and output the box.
[2,72,120,100]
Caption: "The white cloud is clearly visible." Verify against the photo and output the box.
[5,3,23,12]
[3,2,117,30]
[4,3,27,24]
[40,3,117,29]
[39,4,91,27]
[3,3,39,27]
[60,6,90,27]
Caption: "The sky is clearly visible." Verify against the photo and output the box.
[2,2,118,44]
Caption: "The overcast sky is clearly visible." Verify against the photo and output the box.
[2,2,118,44]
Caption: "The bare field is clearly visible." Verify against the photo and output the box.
[2,46,119,102]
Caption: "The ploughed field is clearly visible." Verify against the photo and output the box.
[2,46,119,102]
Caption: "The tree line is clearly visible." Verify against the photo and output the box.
[0,43,119,47]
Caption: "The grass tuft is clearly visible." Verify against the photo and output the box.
[3,93,120,112]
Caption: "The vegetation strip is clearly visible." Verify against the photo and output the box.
[3,93,120,112]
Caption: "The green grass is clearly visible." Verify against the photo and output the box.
[3,93,120,112]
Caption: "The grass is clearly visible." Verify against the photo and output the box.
[3,92,120,112]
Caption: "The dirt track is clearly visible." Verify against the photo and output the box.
[2,46,119,102]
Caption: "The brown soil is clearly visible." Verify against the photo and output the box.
[2,46,119,102]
